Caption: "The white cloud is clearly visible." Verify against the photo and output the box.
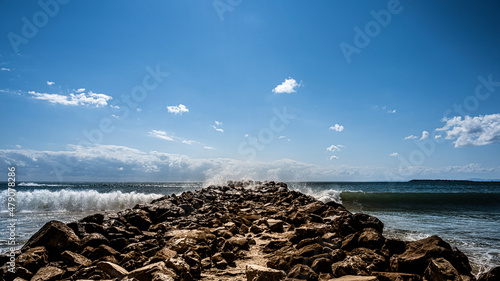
[272,77,302,94]
[46,81,55,85]
[387,109,396,114]
[389,152,399,157]
[404,135,418,140]
[15,145,22,149]
[435,135,442,139]
[110,105,120,109]
[244,134,249,138]
[213,125,224,133]
[329,124,344,132]
[28,90,112,107]
[167,104,189,115]
[436,114,500,148]
[330,155,339,160]
[111,114,119,119]
[420,131,429,141]
[204,146,215,150]
[182,140,196,145]
[326,144,345,152]
[137,108,142,112]
[1,144,499,182]
[1,68,11,71]
[148,130,174,141]
[215,120,223,126]
[76,88,85,93]
[278,136,285,139]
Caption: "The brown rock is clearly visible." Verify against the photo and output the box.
[80,232,109,248]
[331,276,378,281]
[297,243,324,257]
[287,264,319,281]
[30,266,64,281]
[61,250,92,267]
[97,261,129,278]
[16,246,48,272]
[390,235,472,276]
[332,255,369,277]
[227,236,250,251]
[373,271,422,281]
[127,261,174,281]
[478,266,500,281]
[150,247,177,263]
[246,264,286,281]
[152,272,176,281]
[358,228,385,249]
[267,219,285,232]
[424,258,473,281]
[21,220,80,253]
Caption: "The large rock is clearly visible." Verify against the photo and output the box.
[332,276,378,281]
[390,235,472,276]
[127,261,175,281]
[287,264,319,281]
[61,250,92,267]
[15,246,48,272]
[245,264,285,281]
[80,232,110,248]
[97,261,129,278]
[30,266,64,281]
[21,220,80,252]
[424,258,474,281]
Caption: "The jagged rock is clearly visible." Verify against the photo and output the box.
[424,258,474,281]
[80,232,110,248]
[287,264,319,281]
[246,264,285,281]
[165,229,212,254]
[267,219,285,232]
[227,236,250,251]
[97,261,129,278]
[152,272,176,281]
[358,228,385,249]
[122,209,152,230]
[478,266,500,281]
[21,220,80,252]
[331,276,378,281]
[373,271,422,281]
[332,255,369,277]
[61,250,92,267]
[30,266,64,281]
[15,246,48,272]
[390,235,472,276]
[127,261,175,281]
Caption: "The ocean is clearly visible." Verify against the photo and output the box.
[1,181,499,276]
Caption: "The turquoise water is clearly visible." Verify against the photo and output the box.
[0,181,498,275]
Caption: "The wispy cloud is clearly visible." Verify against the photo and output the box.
[28,90,112,107]
[204,146,215,150]
[272,77,302,94]
[436,114,500,147]
[329,124,344,132]
[76,88,85,93]
[148,130,174,141]
[387,109,396,114]
[1,68,11,71]
[389,152,399,157]
[46,81,55,86]
[404,135,418,140]
[167,104,189,115]
[330,155,339,160]
[213,121,224,132]
[326,144,345,152]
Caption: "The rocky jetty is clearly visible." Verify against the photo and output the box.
[1,181,498,281]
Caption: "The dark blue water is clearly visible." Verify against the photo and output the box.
[0,181,498,276]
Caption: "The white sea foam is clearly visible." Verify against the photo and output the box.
[17,182,67,187]
[0,189,162,212]
[288,184,343,204]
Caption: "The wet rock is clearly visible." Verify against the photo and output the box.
[21,220,80,253]
[478,266,500,281]
[80,232,110,248]
[390,235,472,276]
[246,264,286,281]
[122,209,152,230]
[424,258,473,281]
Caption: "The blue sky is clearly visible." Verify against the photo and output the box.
[1,0,500,182]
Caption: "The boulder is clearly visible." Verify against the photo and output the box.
[246,264,285,281]
[97,261,129,278]
[390,235,472,276]
[127,261,175,281]
[267,219,285,232]
[15,246,48,272]
[287,264,319,281]
[30,266,64,281]
[21,220,80,252]
[80,232,110,248]
[61,250,92,267]
[424,258,474,281]
[331,276,378,281]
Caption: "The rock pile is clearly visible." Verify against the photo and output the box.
[1,181,497,281]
